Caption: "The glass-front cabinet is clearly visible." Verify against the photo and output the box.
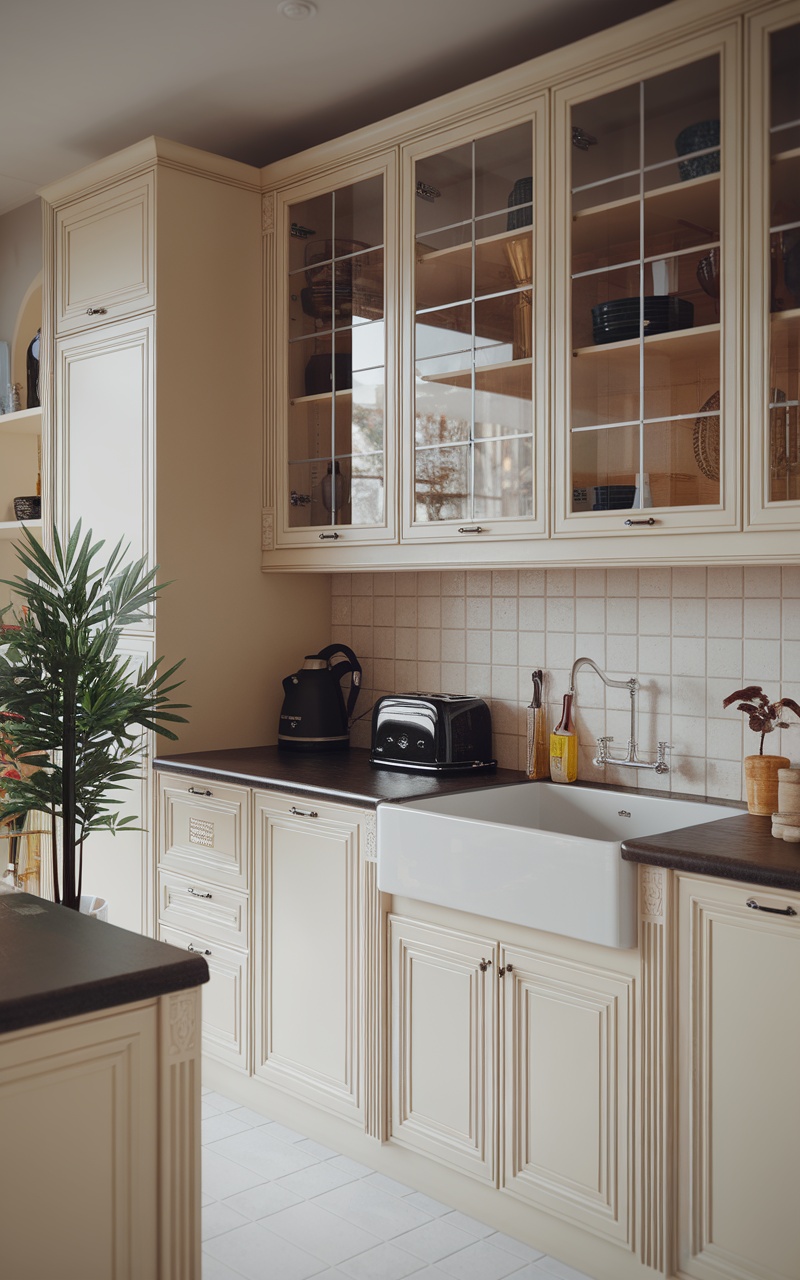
[748,6,800,528]
[553,27,740,537]
[272,157,396,546]
[401,104,548,543]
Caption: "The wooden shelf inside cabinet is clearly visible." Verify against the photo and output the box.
[290,390,353,407]
[572,321,719,359]
[571,173,719,260]
[420,358,532,400]
[0,520,42,540]
[415,227,531,313]
[0,407,42,437]
[770,306,800,326]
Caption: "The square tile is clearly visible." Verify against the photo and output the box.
[203,1149,269,1201]
[393,1219,473,1261]
[440,1212,494,1240]
[228,1106,273,1128]
[268,1201,382,1265]
[277,1161,360,1200]
[203,1221,326,1280]
[223,1182,303,1220]
[202,1252,253,1280]
[436,1238,527,1279]
[488,1234,546,1262]
[339,1242,427,1279]
[363,1173,415,1199]
[208,1129,318,1181]
[315,1181,431,1240]
[203,1200,249,1241]
[531,1256,596,1280]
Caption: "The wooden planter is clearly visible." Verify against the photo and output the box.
[744,755,790,816]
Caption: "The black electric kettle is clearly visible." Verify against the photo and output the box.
[277,644,362,752]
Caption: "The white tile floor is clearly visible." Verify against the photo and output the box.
[202,1090,600,1280]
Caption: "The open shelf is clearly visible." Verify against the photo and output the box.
[0,407,42,436]
[0,520,42,540]
[572,173,720,261]
[290,390,353,407]
[419,358,533,399]
[573,321,719,359]
[770,306,800,325]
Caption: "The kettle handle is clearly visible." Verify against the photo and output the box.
[316,643,362,722]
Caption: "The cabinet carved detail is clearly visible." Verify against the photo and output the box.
[363,812,377,862]
[262,192,275,236]
[639,918,668,1274]
[640,867,666,922]
[168,991,198,1056]
[262,508,275,551]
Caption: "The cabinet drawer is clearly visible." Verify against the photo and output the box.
[158,870,248,948]
[158,773,250,890]
[159,923,250,1073]
[55,173,155,334]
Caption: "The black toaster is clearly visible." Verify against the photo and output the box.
[370,693,496,774]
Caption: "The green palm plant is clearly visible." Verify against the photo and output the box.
[0,523,188,910]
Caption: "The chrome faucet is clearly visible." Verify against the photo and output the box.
[570,656,670,775]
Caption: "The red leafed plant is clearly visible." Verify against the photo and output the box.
[722,685,800,755]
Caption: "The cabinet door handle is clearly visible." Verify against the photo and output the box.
[499,963,514,977]
[188,786,212,796]
[319,532,340,540]
[746,898,797,917]
[479,957,492,972]
[86,306,108,315]
[188,887,212,900]
[458,525,485,534]
[624,518,656,527]
[187,943,212,955]
[290,805,318,818]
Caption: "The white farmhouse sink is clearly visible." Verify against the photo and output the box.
[376,782,733,949]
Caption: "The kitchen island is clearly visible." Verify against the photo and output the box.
[0,892,209,1280]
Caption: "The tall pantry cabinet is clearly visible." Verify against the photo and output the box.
[39,139,330,934]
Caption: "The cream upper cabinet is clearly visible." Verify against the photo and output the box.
[254,792,365,1122]
[264,154,397,552]
[54,173,155,335]
[747,3,800,528]
[676,874,800,1280]
[401,103,548,546]
[552,24,741,540]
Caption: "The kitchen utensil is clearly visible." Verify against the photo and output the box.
[370,693,495,773]
[278,643,362,752]
[526,670,549,779]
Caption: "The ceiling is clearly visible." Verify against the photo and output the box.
[1,0,668,217]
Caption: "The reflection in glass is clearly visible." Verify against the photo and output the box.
[288,398,332,466]
[334,176,383,253]
[642,419,719,506]
[474,436,533,518]
[570,424,640,512]
[349,452,385,525]
[414,445,469,522]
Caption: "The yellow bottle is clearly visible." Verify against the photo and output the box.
[549,692,578,783]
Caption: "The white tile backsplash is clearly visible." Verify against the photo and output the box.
[333,568,800,801]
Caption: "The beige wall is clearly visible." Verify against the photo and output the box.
[0,200,41,351]
[331,566,800,802]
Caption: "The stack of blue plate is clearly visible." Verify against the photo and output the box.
[592,485,636,511]
[591,296,693,345]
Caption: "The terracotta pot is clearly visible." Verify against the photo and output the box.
[744,755,790,816]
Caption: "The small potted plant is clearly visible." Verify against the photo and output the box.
[0,523,187,911]
[723,685,800,815]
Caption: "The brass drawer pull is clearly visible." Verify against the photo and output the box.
[746,898,797,917]
[86,306,108,315]
[187,942,212,955]
[188,887,212,900]
[624,518,656,527]
[188,786,212,796]
[458,525,485,534]
[290,805,318,818]
[318,532,340,540]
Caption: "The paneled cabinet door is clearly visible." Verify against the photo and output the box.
[269,154,397,549]
[54,315,155,629]
[55,172,155,335]
[553,24,741,539]
[502,945,633,1247]
[401,101,547,545]
[677,875,800,1280]
[389,916,497,1183]
[254,794,363,1120]
[747,4,800,528]
[159,922,250,1072]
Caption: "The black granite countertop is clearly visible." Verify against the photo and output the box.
[153,744,524,807]
[622,812,800,893]
[0,893,209,1035]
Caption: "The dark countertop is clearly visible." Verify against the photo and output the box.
[0,892,209,1036]
[153,744,524,807]
[622,812,800,893]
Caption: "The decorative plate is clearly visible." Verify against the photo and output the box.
[693,390,720,481]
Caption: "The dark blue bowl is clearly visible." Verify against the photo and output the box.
[675,120,720,181]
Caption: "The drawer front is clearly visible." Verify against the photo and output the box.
[158,870,248,948]
[159,923,250,1072]
[55,173,155,334]
[158,773,250,890]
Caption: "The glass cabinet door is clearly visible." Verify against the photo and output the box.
[748,8,800,527]
[403,107,547,541]
[554,29,739,536]
[280,166,394,543]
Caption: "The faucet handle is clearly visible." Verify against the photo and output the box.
[597,735,614,746]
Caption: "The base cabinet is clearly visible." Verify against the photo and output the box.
[389,914,633,1245]
[677,875,800,1280]
[254,792,364,1122]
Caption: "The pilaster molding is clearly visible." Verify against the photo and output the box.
[641,866,666,922]
[159,988,202,1280]
[362,811,377,862]
[363,856,387,1141]
[262,191,275,236]
[638,864,671,1276]
[262,507,275,551]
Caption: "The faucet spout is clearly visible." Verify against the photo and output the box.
[570,655,669,777]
